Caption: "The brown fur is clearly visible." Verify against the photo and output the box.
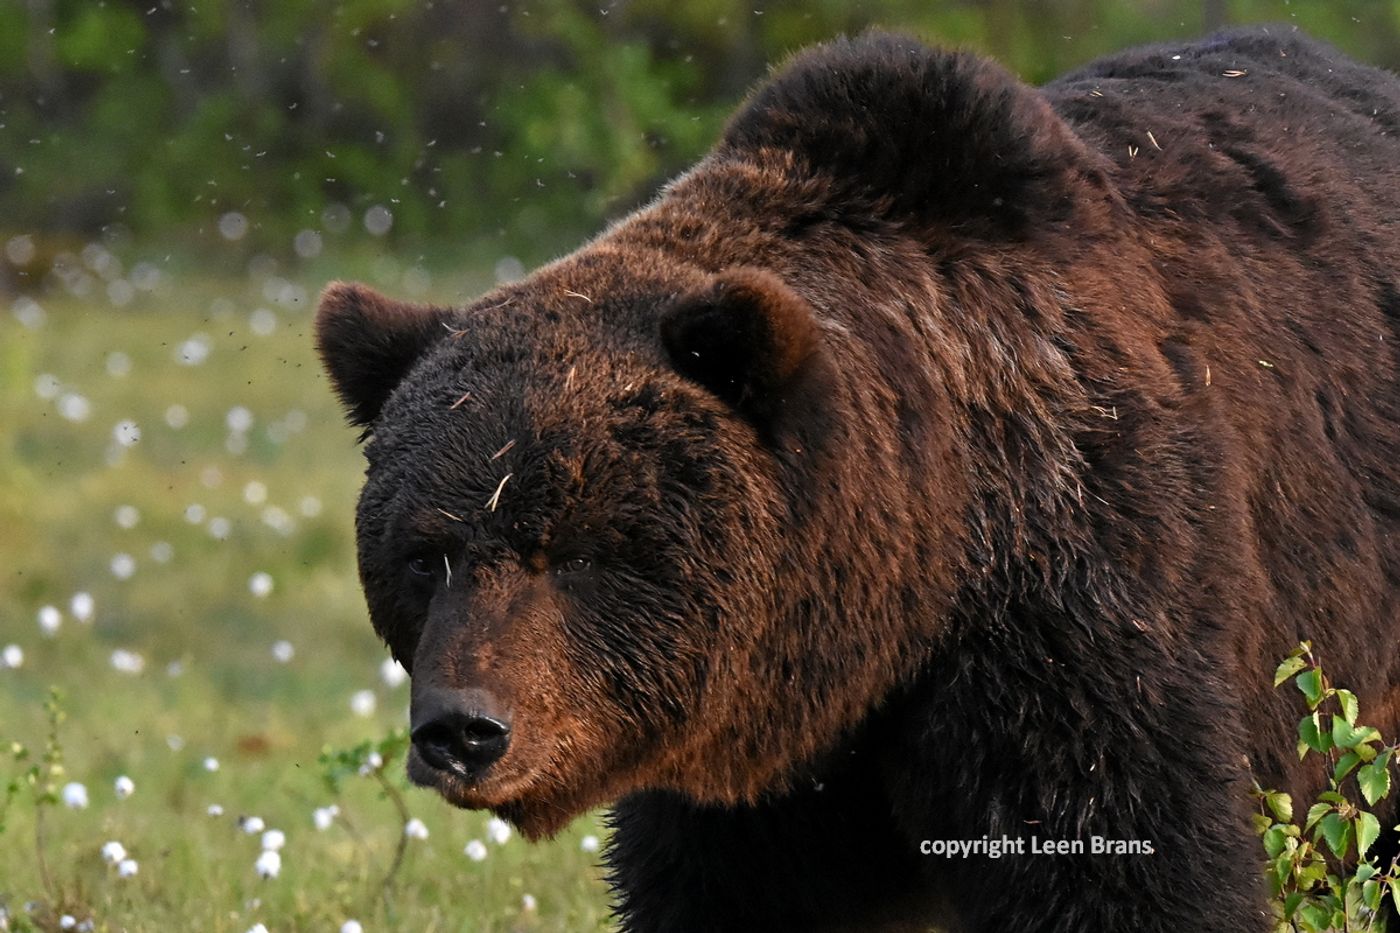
[317,27,1400,932]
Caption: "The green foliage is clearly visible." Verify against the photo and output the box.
[1255,643,1400,932]
[1,1,1397,264]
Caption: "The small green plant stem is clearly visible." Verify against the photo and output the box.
[371,767,411,905]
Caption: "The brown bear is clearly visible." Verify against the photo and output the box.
[315,27,1400,932]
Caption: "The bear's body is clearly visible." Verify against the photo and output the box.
[317,28,1400,932]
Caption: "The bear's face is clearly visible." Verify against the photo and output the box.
[317,264,828,836]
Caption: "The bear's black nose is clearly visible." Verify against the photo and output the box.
[411,687,512,778]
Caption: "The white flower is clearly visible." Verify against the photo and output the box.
[404,818,429,840]
[521,893,537,912]
[239,815,266,835]
[487,817,511,845]
[340,921,363,933]
[109,648,144,673]
[207,804,224,817]
[110,553,137,580]
[357,751,383,776]
[37,605,62,637]
[350,689,376,718]
[101,841,127,864]
[59,916,76,930]
[62,782,88,809]
[117,858,139,878]
[313,805,338,831]
[261,829,285,851]
[379,658,408,689]
[464,839,488,862]
[2,644,21,669]
[70,592,94,623]
[271,640,294,663]
[255,849,281,880]
[203,756,220,772]
[580,834,600,853]
[113,775,134,799]
[248,572,274,598]
[247,925,269,933]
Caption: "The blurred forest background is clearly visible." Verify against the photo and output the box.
[2,0,1399,280]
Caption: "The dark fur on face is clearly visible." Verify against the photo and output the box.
[318,27,1400,933]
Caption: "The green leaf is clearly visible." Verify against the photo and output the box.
[1283,891,1305,920]
[1364,878,1382,912]
[1305,802,1332,831]
[1299,713,1331,757]
[1335,689,1359,724]
[1266,791,1293,823]
[1320,812,1352,859]
[1331,716,1382,751]
[1389,877,1400,912]
[1264,825,1288,858]
[1334,751,1362,783]
[1299,902,1333,931]
[1252,812,1274,835]
[1356,811,1381,857]
[1358,760,1391,806]
[1296,669,1324,707]
[1275,656,1308,687]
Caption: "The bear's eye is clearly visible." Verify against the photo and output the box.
[407,555,435,578]
[555,557,592,575]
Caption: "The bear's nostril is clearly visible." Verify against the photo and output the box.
[411,711,511,777]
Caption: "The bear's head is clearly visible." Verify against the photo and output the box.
[316,263,837,837]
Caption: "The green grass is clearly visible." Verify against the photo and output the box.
[0,254,613,932]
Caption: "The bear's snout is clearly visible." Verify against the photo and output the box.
[410,685,512,780]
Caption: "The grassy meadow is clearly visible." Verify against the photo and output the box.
[0,245,612,932]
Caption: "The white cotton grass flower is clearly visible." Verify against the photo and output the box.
[207,804,225,817]
[522,893,538,912]
[109,649,145,674]
[70,592,94,623]
[239,815,266,835]
[487,817,512,845]
[62,782,89,809]
[109,553,136,580]
[116,858,139,878]
[203,756,220,772]
[380,658,408,688]
[101,841,127,864]
[313,805,339,831]
[464,839,488,862]
[59,915,76,930]
[271,640,295,663]
[247,925,269,933]
[340,921,363,933]
[580,834,600,853]
[37,605,62,637]
[404,818,429,840]
[2,644,22,669]
[357,751,383,776]
[261,829,285,851]
[248,572,274,598]
[114,775,135,799]
[113,504,140,529]
[254,849,281,880]
[350,689,376,718]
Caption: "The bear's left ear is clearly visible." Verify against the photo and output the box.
[659,267,823,421]
[315,281,457,429]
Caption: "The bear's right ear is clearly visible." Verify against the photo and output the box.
[659,267,823,423]
[315,281,457,429]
